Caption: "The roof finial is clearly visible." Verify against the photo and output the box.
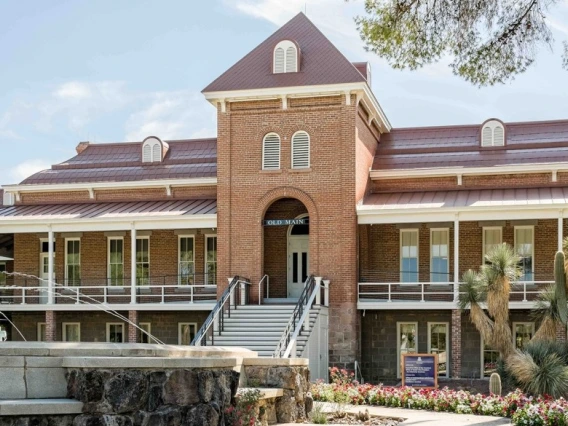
[305,2,307,15]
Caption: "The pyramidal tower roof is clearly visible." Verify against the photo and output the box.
[202,12,367,93]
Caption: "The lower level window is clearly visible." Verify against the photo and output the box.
[0,325,6,341]
[428,322,448,377]
[0,262,5,285]
[178,323,197,345]
[138,322,152,344]
[513,322,534,350]
[37,323,46,341]
[107,323,125,343]
[206,236,217,285]
[482,337,499,377]
[397,322,417,377]
[62,323,80,342]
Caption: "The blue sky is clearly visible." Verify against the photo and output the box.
[1,0,568,185]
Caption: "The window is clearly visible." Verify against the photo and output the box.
[262,133,281,170]
[0,262,5,285]
[62,323,80,342]
[291,131,310,169]
[515,227,534,281]
[428,323,449,377]
[430,229,449,283]
[108,238,124,286]
[483,227,502,263]
[37,323,46,341]
[141,136,166,163]
[400,230,418,283]
[273,40,298,73]
[106,323,125,343]
[179,236,195,286]
[481,337,499,377]
[481,120,505,147]
[178,322,197,345]
[205,236,217,286]
[0,325,6,341]
[65,239,81,286]
[513,322,534,350]
[397,322,418,377]
[136,237,150,286]
[138,322,152,344]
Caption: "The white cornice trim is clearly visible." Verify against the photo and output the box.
[2,177,217,194]
[370,162,568,180]
[203,82,392,132]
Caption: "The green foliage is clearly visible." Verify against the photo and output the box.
[532,284,565,325]
[489,373,502,396]
[354,0,565,86]
[482,243,521,288]
[554,251,568,324]
[309,405,328,424]
[457,269,485,310]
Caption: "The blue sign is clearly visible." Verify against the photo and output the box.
[402,354,438,389]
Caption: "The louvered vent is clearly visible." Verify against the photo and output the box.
[152,143,162,162]
[285,47,297,72]
[143,144,152,162]
[292,131,310,169]
[274,48,285,73]
[493,126,504,146]
[262,133,281,170]
[481,126,493,147]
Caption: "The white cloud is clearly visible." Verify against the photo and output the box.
[53,82,93,100]
[8,159,52,184]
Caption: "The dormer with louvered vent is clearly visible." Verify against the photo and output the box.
[481,119,506,147]
[273,40,299,74]
[142,136,169,163]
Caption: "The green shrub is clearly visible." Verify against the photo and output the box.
[309,405,328,424]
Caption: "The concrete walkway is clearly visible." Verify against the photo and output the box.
[281,402,512,425]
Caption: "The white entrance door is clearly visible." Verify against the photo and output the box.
[39,253,53,304]
[287,236,309,298]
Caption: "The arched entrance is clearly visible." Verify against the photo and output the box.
[263,198,309,301]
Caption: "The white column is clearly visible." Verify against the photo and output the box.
[322,280,330,306]
[453,216,459,301]
[130,223,137,304]
[47,227,54,304]
[314,277,322,305]
[559,212,564,252]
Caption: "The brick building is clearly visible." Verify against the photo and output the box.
[0,13,567,382]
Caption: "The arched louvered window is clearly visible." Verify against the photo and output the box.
[142,136,168,163]
[152,143,161,162]
[481,120,506,147]
[262,133,281,170]
[291,131,310,169]
[273,40,298,73]
[143,144,152,163]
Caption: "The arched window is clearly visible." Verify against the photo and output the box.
[142,136,168,163]
[262,133,281,170]
[273,40,298,74]
[481,120,506,147]
[291,131,310,169]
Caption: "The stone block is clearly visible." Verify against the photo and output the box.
[104,370,148,414]
[0,399,83,416]
[25,367,68,398]
[0,368,25,399]
[0,356,24,367]
[25,356,64,367]
[163,370,200,406]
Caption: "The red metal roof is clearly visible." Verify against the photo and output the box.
[0,199,216,221]
[203,13,366,93]
[374,119,568,170]
[21,138,217,185]
[362,187,568,210]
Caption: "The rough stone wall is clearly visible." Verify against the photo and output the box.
[65,367,239,426]
[216,96,360,368]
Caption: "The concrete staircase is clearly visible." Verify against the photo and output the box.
[208,304,320,357]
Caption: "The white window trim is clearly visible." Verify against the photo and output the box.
[262,133,281,170]
[136,236,150,287]
[481,120,505,147]
[512,322,535,349]
[205,235,217,286]
[178,322,198,345]
[400,229,419,283]
[37,322,46,341]
[106,322,125,343]
[178,235,195,286]
[64,238,81,287]
[273,40,298,73]
[427,322,449,378]
[39,238,55,281]
[291,130,310,169]
[480,335,500,378]
[430,228,450,283]
[62,322,81,342]
[514,226,534,282]
[482,226,502,264]
[138,322,152,343]
[142,139,163,163]
[396,322,418,378]
[107,237,124,287]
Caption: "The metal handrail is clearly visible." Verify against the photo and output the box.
[258,274,269,305]
[273,275,316,358]
[354,360,365,384]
